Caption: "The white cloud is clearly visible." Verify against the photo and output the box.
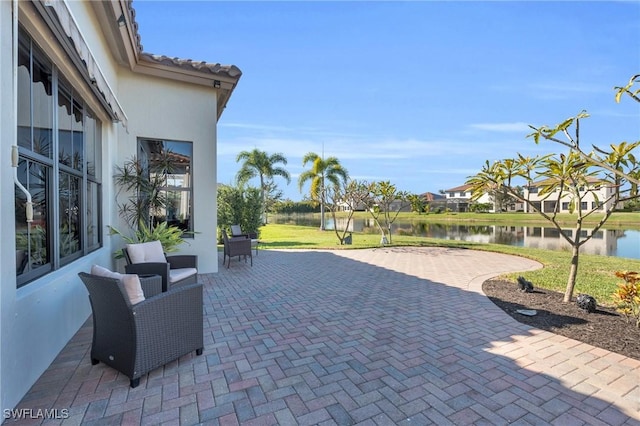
[469,122,531,132]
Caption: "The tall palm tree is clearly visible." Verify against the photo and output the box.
[236,149,290,224]
[298,152,348,230]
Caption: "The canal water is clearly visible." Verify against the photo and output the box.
[269,214,640,260]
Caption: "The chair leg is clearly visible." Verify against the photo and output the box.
[130,378,140,388]
[91,358,99,365]
[196,348,203,356]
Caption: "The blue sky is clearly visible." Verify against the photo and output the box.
[133,1,640,201]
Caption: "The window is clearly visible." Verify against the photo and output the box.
[138,139,193,234]
[15,28,102,287]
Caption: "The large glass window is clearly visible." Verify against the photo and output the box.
[138,139,193,234]
[15,28,102,287]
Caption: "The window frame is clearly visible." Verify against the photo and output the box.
[16,27,102,288]
[137,138,194,236]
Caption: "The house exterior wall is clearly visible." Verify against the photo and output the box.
[117,72,219,273]
[1,0,222,410]
[1,1,117,411]
[0,0,16,412]
[522,182,616,213]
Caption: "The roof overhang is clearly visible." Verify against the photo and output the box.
[33,0,129,127]
[92,0,242,121]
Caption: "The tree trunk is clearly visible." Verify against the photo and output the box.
[259,175,267,225]
[319,179,326,230]
[564,245,580,302]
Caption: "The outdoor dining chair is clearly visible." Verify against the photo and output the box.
[230,224,259,255]
[222,229,253,268]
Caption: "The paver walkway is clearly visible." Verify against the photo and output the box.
[7,247,640,425]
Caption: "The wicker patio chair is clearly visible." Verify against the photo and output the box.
[78,272,204,388]
[230,224,259,255]
[222,229,252,268]
[123,240,198,292]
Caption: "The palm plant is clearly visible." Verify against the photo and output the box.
[298,152,348,230]
[236,149,290,224]
[114,154,173,230]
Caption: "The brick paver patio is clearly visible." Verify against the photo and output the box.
[6,247,640,425]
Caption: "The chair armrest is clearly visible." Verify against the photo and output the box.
[139,275,163,297]
[132,283,204,371]
[125,263,170,292]
[166,255,198,269]
[230,235,249,241]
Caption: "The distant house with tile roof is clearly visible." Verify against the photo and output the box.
[1,0,240,409]
[443,185,524,212]
[522,177,617,213]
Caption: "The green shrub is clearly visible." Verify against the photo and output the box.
[109,220,188,259]
[612,271,640,327]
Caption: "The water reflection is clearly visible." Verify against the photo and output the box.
[270,214,640,260]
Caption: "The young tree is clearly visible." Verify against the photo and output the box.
[236,149,290,224]
[325,179,370,245]
[364,181,410,244]
[529,75,640,192]
[298,152,348,230]
[467,116,638,303]
[407,194,425,214]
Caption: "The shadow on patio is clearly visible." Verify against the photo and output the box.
[6,248,639,425]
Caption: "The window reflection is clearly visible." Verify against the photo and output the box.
[15,160,50,277]
[138,139,193,234]
[59,172,81,261]
[15,27,102,287]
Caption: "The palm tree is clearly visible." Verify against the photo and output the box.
[236,149,290,224]
[298,152,348,230]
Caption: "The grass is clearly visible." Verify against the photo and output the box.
[257,222,640,305]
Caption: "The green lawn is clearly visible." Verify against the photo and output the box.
[256,222,640,306]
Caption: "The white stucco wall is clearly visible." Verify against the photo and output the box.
[117,71,219,273]
[2,0,224,410]
[0,0,15,412]
[0,1,120,411]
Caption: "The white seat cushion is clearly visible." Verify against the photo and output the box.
[126,241,166,264]
[231,225,243,236]
[169,268,198,283]
[91,264,145,305]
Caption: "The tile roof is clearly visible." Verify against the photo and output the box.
[139,53,242,79]
[444,184,473,192]
[128,1,241,80]
[420,192,445,201]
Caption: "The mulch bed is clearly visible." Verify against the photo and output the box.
[483,279,640,361]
